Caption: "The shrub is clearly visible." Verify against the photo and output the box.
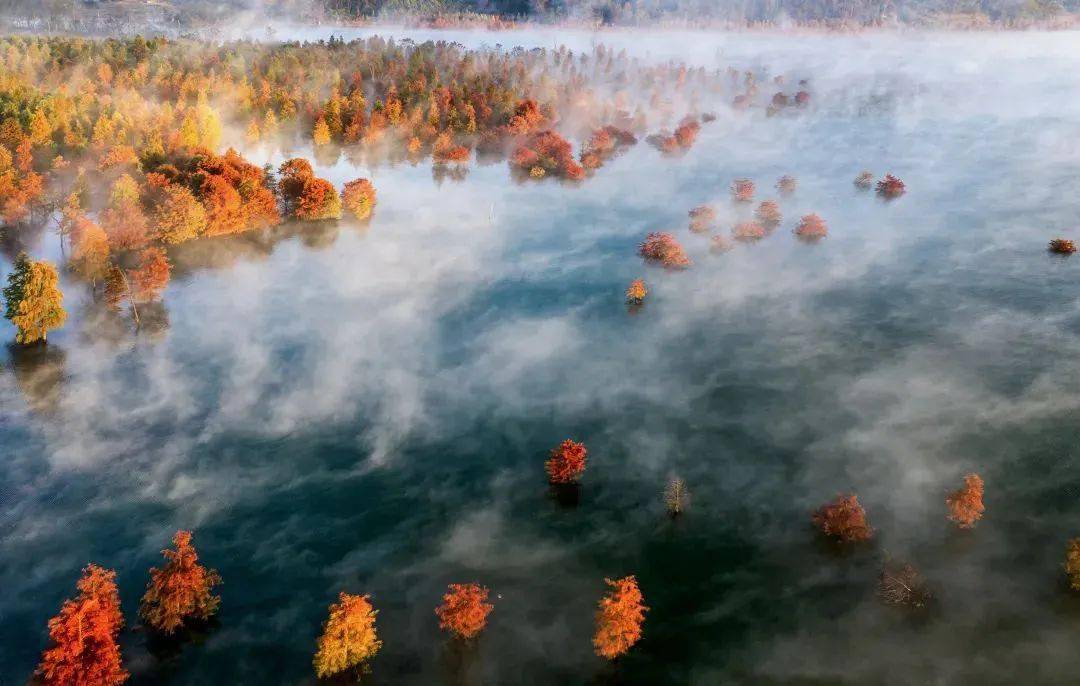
[795,213,828,239]
[639,232,690,269]
[812,494,873,542]
[945,473,984,529]
[546,439,587,484]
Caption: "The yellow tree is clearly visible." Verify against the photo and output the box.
[312,117,332,146]
[593,576,647,660]
[70,216,111,286]
[9,259,66,343]
[313,593,381,678]
[154,184,207,244]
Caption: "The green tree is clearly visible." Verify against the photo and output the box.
[3,252,31,321]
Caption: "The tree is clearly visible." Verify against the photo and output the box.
[313,117,332,146]
[812,494,873,542]
[593,576,646,660]
[435,583,494,640]
[36,564,128,686]
[756,200,782,226]
[1066,539,1080,591]
[313,593,381,678]
[625,278,647,305]
[876,174,906,198]
[296,177,342,221]
[946,473,985,529]
[140,530,222,634]
[794,214,828,239]
[731,178,755,202]
[546,439,587,484]
[129,248,171,302]
[101,174,148,250]
[342,178,377,220]
[5,257,66,344]
[878,559,931,608]
[154,184,207,244]
[639,232,690,269]
[664,477,689,516]
[70,216,111,286]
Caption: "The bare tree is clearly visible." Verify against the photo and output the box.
[664,477,690,516]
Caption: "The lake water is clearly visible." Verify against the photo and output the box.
[4,28,1080,685]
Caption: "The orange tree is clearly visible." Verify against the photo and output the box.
[139,530,222,634]
[593,575,647,660]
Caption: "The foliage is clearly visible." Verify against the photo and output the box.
[129,248,171,302]
[545,439,587,484]
[70,217,112,285]
[343,178,378,220]
[876,173,906,198]
[945,473,985,529]
[593,576,647,660]
[510,131,584,181]
[732,221,766,240]
[755,200,782,226]
[812,494,873,542]
[1049,238,1076,254]
[1066,539,1080,591]
[36,564,127,686]
[731,178,755,202]
[795,213,828,239]
[776,175,797,194]
[688,205,717,233]
[313,592,382,678]
[625,278,647,305]
[5,257,66,343]
[435,583,494,640]
[278,158,342,221]
[140,530,222,634]
[639,232,690,269]
[154,184,208,244]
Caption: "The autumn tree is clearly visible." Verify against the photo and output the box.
[795,213,828,239]
[435,583,494,640]
[546,439,587,484]
[639,232,690,269]
[593,576,647,660]
[129,247,171,302]
[1066,539,1080,591]
[4,255,66,344]
[101,174,148,250]
[854,170,874,189]
[154,184,207,243]
[313,592,382,678]
[342,178,377,220]
[731,178,755,202]
[278,158,341,220]
[945,473,985,529]
[733,221,766,240]
[775,175,797,194]
[70,216,111,286]
[688,205,717,233]
[876,174,906,198]
[625,278,647,305]
[36,564,128,686]
[812,494,873,542]
[1049,239,1076,254]
[756,200,782,226]
[139,530,222,634]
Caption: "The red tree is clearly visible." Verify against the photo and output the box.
[945,473,985,529]
[593,576,647,660]
[140,530,222,634]
[812,494,873,542]
[876,174,906,198]
[435,583,494,640]
[36,564,127,686]
[129,247,171,302]
[546,439,587,484]
[639,232,690,269]
[795,214,828,239]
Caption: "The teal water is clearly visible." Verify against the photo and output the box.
[4,30,1080,685]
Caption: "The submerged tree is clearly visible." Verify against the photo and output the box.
[140,530,222,634]
[795,213,828,239]
[313,593,382,678]
[878,559,932,608]
[812,494,873,542]
[639,232,690,269]
[435,583,494,640]
[776,175,797,194]
[755,200,782,227]
[36,564,127,686]
[546,439,588,484]
[732,221,766,240]
[876,174,906,198]
[129,248,171,303]
[4,255,66,344]
[731,178,755,202]
[854,170,875,189]
[664,477,690,516]
[1049,239,1076,254]
[688,205,717,233]
[625,278,647,305]
[1066,539,1080,591]
[342,178,377,220]
[593,576,647,660]
[946,473,985,529]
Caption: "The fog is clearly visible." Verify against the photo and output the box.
[4,27,1080,685]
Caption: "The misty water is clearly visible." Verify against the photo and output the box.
[4,28,1080,685]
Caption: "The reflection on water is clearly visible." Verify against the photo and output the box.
[4,29,1080,686]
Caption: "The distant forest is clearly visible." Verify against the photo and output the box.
[0,0,1075,28]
